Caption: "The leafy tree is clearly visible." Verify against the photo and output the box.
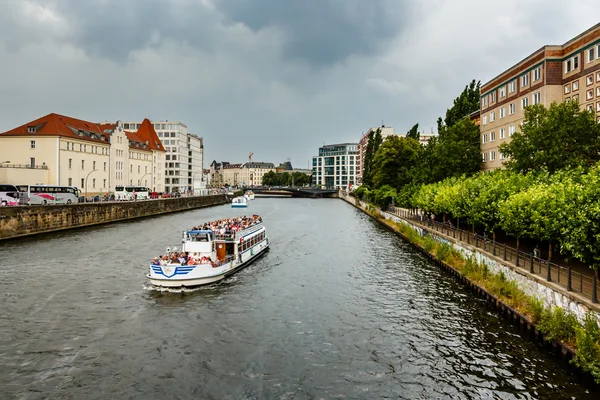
[440,79,481,130]
[262,170,278,186]
[499,101,600,173]
[372,136,422,190]
[362,130,375,187]
[406,123,420,140]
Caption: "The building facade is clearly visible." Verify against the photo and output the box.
[480,23,600,171]
[312,143,358,189]
[356,126,395,186]
[119,120,203,193]
[0,113,165,195]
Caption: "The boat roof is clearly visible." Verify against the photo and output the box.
[185,230,213,234]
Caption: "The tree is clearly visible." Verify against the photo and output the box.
[406,123,420,140]
[262,170,278,186]
[362,127,384,187]
[440,79,481,130]
[499,101,600,174]
[371,136,422,190]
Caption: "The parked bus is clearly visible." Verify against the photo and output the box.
[16,185,80,205]
[0,184,20,206]
[114,186,150,200]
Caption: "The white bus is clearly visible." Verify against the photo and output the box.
[16,185,80,205]
[0,184,20,206]
[114,186,150,200]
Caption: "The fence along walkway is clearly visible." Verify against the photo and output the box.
[387,206,600,304]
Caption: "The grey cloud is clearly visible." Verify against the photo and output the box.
[219,0,412,66]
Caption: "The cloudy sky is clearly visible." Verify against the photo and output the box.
[1,0,599,168]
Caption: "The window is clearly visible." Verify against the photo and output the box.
[587,75,594,85]
[92,179,96,188]
[499,86,506,98]
[566,59,572,73]
[500,128,506,139]
[82,160,85,170]
[81,178,85,188]
[68,178,72,186]
[490,131,496,141]
[30,157,35,168]
[521,74,529,87]
[138,165,140,173]
[483,115,488,125]
[482,152,488,162]
[490,92,496,102]
[587,89,594,100]
[482,133,488,144]
[574,55,579,69]
[521,97,529,109]
[533,92,541,105]
[130,165,133,172]
[573,94,579,103]
[597,102,600,112]
[490,112,495,122]
[500,108,505,118]
[509,80,516,93]
[564,84,571,94]
[490,151,496,161]
[597,71,600,82]
[573,81,579,91]
[103,179,106,188]
[587,104,594,112]
[104,162,107,171]
[68,159,72,169]
[93,161,96,170]
[589,47,596,62]
[27,126,36,133]
[597,87,600,97]
[509,125,515,136]
[509,103,515,115]
[30,140,36,149]
[482,97,488,107]
[533,67,541,81]
[500,152,505,160]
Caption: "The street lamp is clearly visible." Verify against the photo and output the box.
[85,169,98,201]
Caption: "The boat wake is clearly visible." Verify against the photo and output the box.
[142,283,214,294]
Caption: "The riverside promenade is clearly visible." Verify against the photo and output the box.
[340,191,600,313]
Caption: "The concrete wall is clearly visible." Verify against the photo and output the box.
[0,195,228,240]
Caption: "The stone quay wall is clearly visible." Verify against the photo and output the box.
[0,195,229,241]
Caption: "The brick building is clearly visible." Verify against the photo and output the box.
[480,23,600,171]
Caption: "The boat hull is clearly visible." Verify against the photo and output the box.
[147,240,269,288]
[231,204,248,208]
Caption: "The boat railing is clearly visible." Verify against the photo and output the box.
[210,223,263,241]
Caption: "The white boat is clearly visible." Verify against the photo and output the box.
[147,216,269,288]
[231,196,248,208]
[245,191,255,200]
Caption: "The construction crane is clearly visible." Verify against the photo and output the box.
[249,152,254,162]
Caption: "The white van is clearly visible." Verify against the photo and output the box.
[0,184,20,206]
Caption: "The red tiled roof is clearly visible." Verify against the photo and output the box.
[135,118,166,152]
[1,113,109,143]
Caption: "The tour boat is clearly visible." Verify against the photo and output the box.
[147,216,269,288]
[231,196,248,208]
[245,191,255,200]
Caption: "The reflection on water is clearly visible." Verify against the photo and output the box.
[0,199,594,399]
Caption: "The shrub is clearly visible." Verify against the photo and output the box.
[574,313,600,382]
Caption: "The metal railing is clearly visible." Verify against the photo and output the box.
[0,164,49,169]
[388,205,599,304]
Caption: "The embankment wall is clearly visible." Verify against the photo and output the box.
[0,195,228,240]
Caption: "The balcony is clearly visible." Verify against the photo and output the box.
[0,163,49,170]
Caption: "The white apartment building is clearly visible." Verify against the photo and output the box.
[119,120,204,193]
[312,143,358,189]
[0,113,166,195]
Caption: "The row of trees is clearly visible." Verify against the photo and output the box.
[261,171,312,187]
[355,79,600,274]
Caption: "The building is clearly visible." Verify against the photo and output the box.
[480,23,600,171]
[118,120,203,193]
[209,161,229,186]
[221,162,275,186]
[356,126,395,186]
[0,113,165,195]
[312,143,358,189]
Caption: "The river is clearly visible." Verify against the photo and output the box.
[0,198,594,399]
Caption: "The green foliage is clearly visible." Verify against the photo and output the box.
[372,136,422,190]
[362,128,384,188]
[528,297,545,324]
[406,123,420,140]
[499,101,600,173]
[261,171,311,186]
[573,313,600,382]
[537,307,579,344]
[352,185,369,200]
[371,185,398,209]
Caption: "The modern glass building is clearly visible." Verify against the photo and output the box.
[311,143,358,189]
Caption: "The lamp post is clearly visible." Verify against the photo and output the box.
[85,169,98,201]
[139,173,151,199]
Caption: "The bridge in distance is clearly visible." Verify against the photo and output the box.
[250,186,339,198]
